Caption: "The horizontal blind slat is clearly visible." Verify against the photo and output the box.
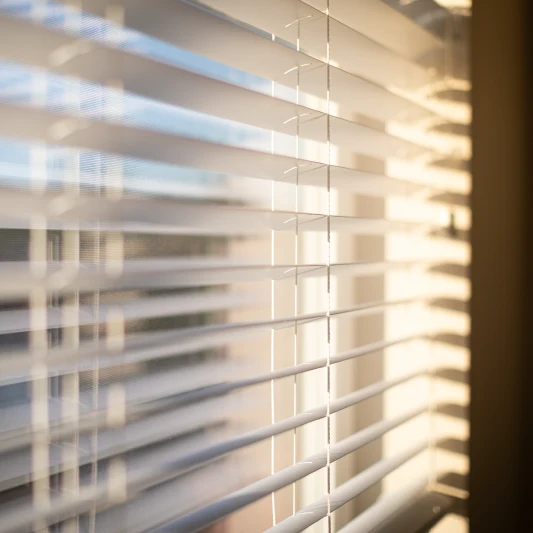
[0,373,423,533]
[324,0,444,59]
[70,0,438,91]
[0,185,442,236]
[1,330,418,391]
[94,461,242,533]
[0,0,470,529]
[0,103,455,202]
[0,102,328,185]
[0,14,439,160]
[264,442,428,533]
[118,372,424,480]
[152,406,427,533]
[0,298,425,450]
[200,0,444,60]
[0,259,429,300]
[0,370,421,456]
[0,393,238,456]
[0,291,256,335]
[0,417,227,493]
[0,296,434,386]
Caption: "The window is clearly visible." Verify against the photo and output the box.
[0,1,470,532]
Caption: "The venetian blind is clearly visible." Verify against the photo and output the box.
[0,1,471,532]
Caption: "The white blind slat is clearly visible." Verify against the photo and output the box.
[0,373,423,533]
[0,0,470,531]
[0,258,440,299]
[0,14,439,160]
[152,406,427,533]
[264,442,427,533]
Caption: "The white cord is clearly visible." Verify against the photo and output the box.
[325,2,333,532]
[270,30,277,524]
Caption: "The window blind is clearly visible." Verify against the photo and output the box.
[0,1,470,532]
